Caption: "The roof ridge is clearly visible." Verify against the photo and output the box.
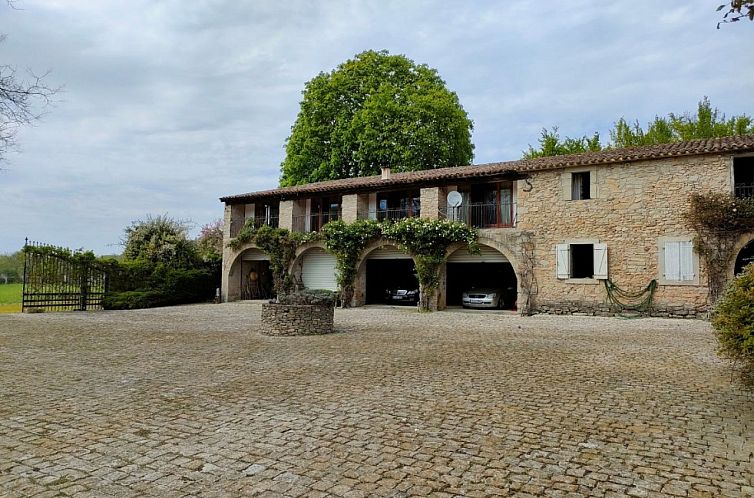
[221,135,754,203]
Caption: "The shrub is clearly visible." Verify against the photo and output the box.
[102,290,168,310]
[102,267,215,310]
[711,263,754,384]
[278,289,337,307]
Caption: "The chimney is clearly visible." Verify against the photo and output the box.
[381,167,391,180]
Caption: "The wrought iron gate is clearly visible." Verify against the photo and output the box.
[22,239,109,312]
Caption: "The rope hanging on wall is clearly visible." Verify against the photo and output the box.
[603,279,657,312]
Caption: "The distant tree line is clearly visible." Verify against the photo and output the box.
[524,97,754,159]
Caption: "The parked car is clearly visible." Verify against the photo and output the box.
[385,287,419,305]
[462,288,504,309]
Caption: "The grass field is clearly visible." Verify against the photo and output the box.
[0,283,22,313]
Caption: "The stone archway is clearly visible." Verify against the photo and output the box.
[223,246,269,302]
[352,240,416,307]
[445,243,518,310]
[734,238,754,275]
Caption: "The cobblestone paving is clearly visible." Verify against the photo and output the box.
[1,303,753,497]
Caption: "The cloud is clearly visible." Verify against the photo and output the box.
[0,0,752,253]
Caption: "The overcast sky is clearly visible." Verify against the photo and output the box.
[1,0,753,254]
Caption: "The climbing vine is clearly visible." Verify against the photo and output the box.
[381,218,478,311]
[686,192,754,302]
[230,217,478,311]
[227,221,320,296]
[322,220,382,307]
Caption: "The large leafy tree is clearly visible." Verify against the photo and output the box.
[524,98,754,158]
[280,50,474,187]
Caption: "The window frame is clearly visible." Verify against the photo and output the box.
[555,239,607,284]
[561,167,598,201]
[658,236,699,286]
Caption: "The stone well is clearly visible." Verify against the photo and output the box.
[260,303,335,336]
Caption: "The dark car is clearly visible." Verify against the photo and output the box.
[385,288,419,305]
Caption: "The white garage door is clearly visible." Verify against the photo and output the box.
[448,245,508,263]
[301,248,338,291]
[241,248,269,261]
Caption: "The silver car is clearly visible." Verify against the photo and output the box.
[462,288,504,309]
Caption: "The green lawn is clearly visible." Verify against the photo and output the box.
[0,283,22,313]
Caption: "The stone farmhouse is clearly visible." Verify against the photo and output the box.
[220,136,754,317]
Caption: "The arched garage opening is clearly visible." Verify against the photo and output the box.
[735,239,754,275]
[446,245,517,310]
[300,247,338,291]
[239,248,273,299]
[364,246,418,305]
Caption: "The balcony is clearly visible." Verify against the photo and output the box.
[444,201,515,229]
[735,183,754,198]
[358,207,421,222]
[229,216,279,238]
[292,210,341,233]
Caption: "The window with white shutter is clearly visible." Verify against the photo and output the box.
[662,239,696,283]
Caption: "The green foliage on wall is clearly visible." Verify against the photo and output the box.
[228,221,320,296]
[686,192,754,302]
[381,218,478,310]
[322,220,383,306]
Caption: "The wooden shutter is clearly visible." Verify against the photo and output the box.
[664,241,681,281]
[556,244,570,279]
[593,243,608,280]
[679,241,695,281]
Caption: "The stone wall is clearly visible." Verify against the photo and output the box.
[535,301,708,319]
[515,153,732,315]
[260,303,335,336]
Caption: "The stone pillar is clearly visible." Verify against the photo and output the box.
[279,200,294,231]
[420,187,445,220]
[341,194,359,223]
[357,194,370,220]
[223,204,232,239]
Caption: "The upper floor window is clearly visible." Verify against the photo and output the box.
[310,196,341,231]
[571,172,591,200]
[376,190,420,221]
[734,156,754,198]
[254,202,279,228]
[450,182,514,228]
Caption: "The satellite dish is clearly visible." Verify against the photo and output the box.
[447,191,463,208]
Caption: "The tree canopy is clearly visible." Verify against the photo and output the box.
[524,98,754,159]
[122,215,197,267]
[280,50,474,187]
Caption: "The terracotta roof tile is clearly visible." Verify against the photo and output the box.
[220,135,754,203]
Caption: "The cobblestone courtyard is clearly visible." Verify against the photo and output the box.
[1,303,752,497]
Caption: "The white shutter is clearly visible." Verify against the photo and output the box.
[556,244,570,279]
[679,241,695,281]
[593,243,608,280]
[664,241,681,281]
